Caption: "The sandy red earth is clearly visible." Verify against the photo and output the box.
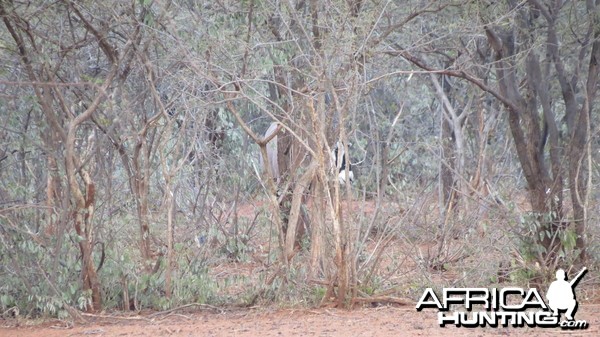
[2,304,599,337]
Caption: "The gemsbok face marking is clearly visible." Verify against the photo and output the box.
[260,122,354,186]
[331,141,354,185]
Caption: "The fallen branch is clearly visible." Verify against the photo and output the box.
[147,303,224,318]
[352,296,413,306]
[80,312,151,322]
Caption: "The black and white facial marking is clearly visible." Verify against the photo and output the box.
[331,141,354,184]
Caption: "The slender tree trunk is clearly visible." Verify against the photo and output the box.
[309,177,325,278]
[133,141,154,272]
[165,185,175,299]
[72,178,102,311]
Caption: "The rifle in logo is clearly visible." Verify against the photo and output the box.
[546,267,587,321]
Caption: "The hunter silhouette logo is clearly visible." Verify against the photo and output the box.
[546,267,587,321]
[416,267,589,330]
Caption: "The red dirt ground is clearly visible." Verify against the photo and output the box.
[2,304,599,337]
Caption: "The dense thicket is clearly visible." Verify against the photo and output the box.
[1,0,598,317]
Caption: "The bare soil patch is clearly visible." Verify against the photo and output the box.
[2,304,600,337]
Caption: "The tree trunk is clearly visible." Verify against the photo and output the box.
[284,163,316,260]
[165,185,175,299]
[568,30,600,260]
[485,24,562,263]
[309,177,325,278]
[72,179,102,311]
